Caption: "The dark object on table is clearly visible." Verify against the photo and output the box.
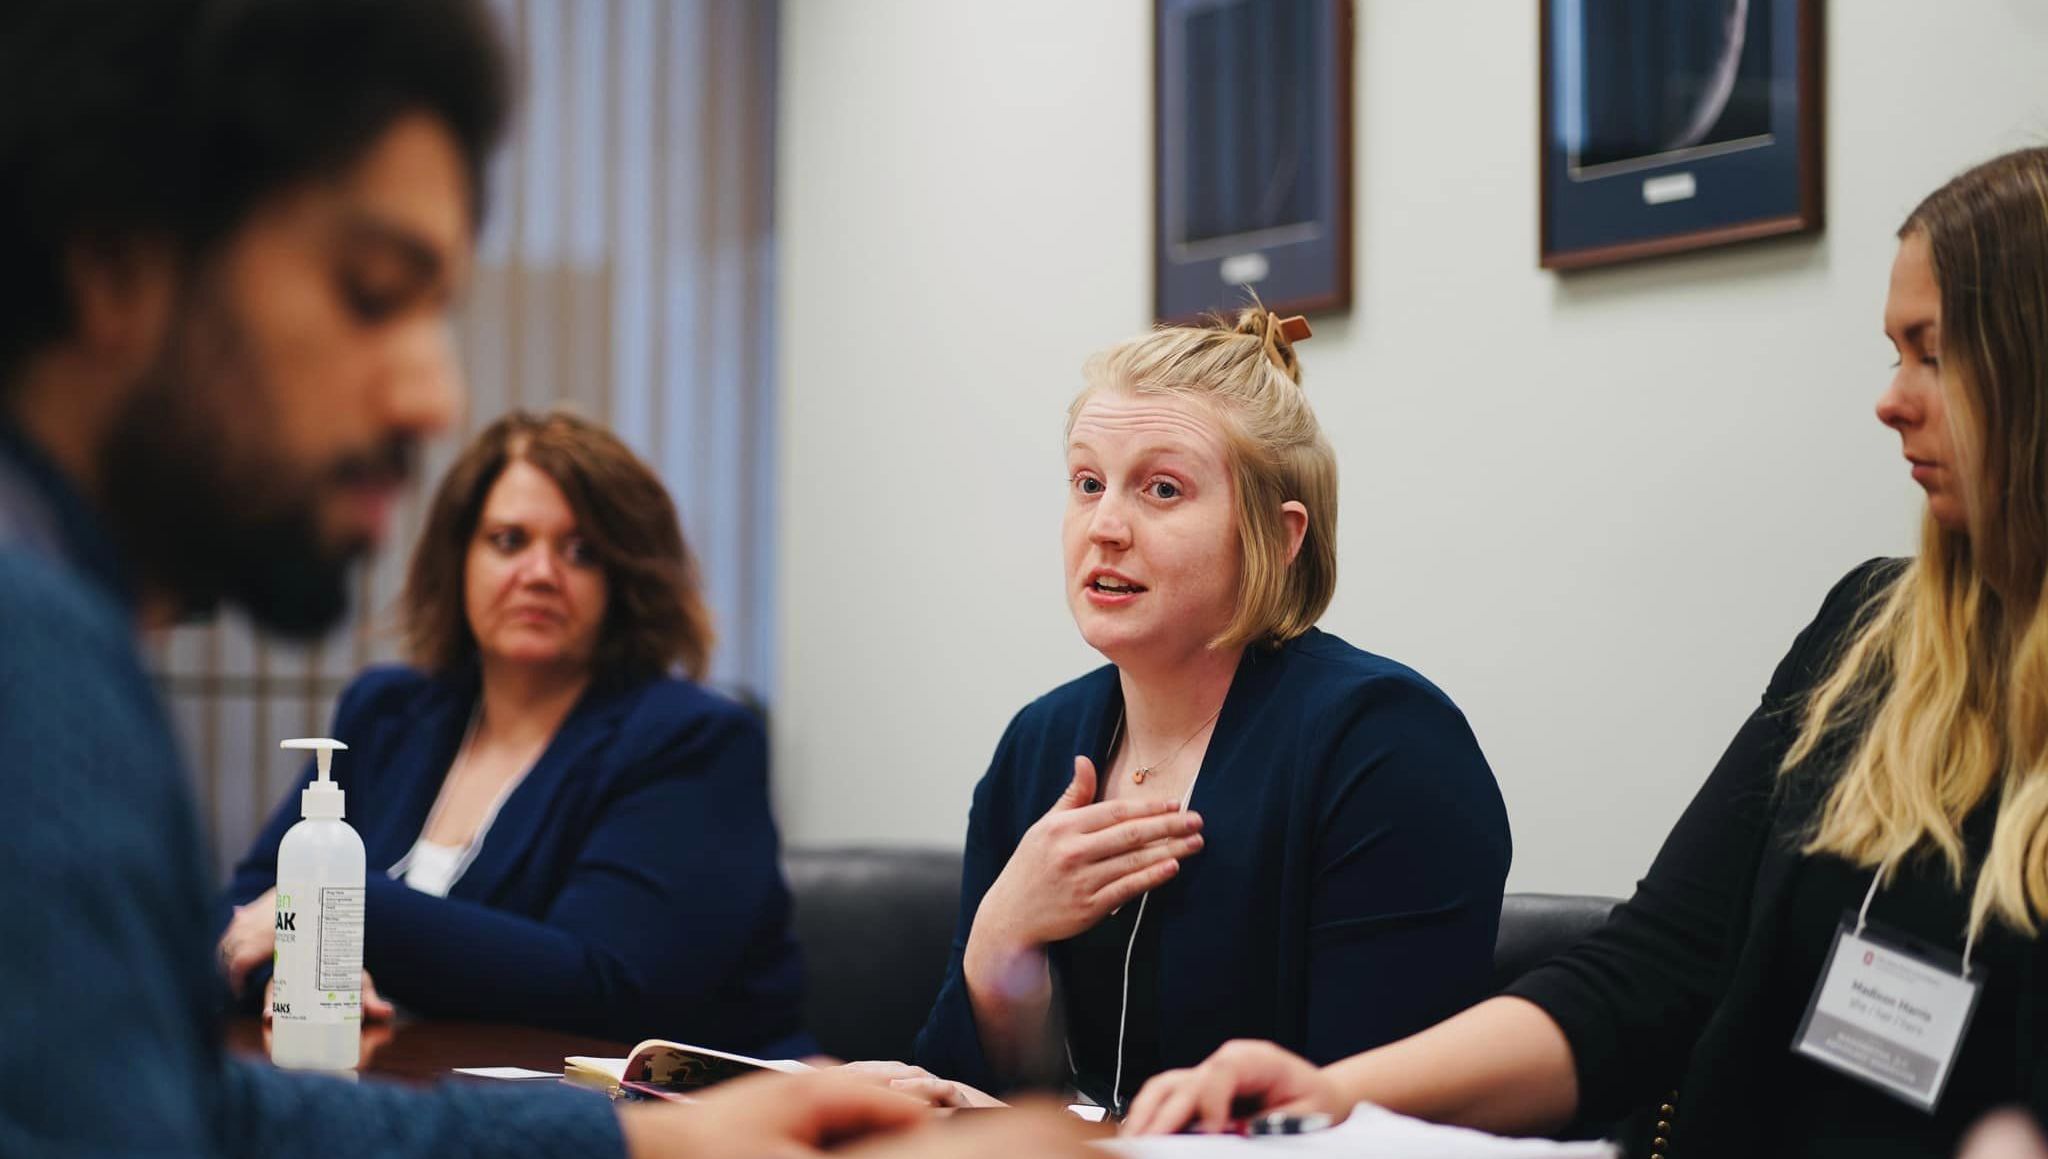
[785,846,964,1063]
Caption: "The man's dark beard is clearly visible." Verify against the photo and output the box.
[99,292,412,639]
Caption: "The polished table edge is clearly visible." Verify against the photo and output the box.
[226,1016,635,1086]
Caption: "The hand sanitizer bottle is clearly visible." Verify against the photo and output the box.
[270,738,366,1071]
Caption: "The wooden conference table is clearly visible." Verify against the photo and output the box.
[226,1017,631,1086]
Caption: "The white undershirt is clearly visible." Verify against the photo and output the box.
[402,838,468,898]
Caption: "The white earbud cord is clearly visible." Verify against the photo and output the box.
[1107,721,1205,1118]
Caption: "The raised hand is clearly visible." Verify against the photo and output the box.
[218,888,277,995]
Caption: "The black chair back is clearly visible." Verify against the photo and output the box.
[783,845,963,1063]
[1494,891,1620,991]
[782,856,1621,1077]
[1497,892,1663,1150]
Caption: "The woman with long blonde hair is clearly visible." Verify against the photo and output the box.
[1124,147,2048,1156]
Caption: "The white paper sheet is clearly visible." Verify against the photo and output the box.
[452,1066,563,1080]
[563,1056,628,1083]
[1069,1105,1110,1123]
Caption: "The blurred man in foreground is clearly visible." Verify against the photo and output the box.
[0,3,1087,1157]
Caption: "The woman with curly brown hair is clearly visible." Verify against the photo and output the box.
[220,409,809,1055]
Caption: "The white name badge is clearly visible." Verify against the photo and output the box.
[1791,919,1984,1112]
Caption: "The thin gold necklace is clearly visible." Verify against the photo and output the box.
[1118,703,1225,785]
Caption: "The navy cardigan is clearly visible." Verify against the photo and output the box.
[914,628,1512,1094]
[226,665,811,1056]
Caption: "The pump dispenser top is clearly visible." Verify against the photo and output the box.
[282,738,349,820]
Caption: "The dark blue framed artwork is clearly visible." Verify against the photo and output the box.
[1539,0,1822,270]
[1155,0,1352,323]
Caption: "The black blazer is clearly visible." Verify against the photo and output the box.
[1509,558,2048,1154]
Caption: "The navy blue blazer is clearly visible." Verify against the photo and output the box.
[227,665,812,1057]
[914,628,1511,1094]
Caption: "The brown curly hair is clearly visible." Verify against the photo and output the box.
[399,409,714,681]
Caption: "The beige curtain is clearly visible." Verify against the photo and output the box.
[156,0,780,879]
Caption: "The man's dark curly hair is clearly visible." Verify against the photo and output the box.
[0,0,511,388]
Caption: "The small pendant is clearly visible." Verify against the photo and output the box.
[1132,766,1151,785]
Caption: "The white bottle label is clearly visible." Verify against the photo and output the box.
[273,884,364,1025]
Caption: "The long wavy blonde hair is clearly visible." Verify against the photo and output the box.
[1785,147,2048,938]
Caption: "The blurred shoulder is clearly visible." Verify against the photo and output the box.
[0,549,132,673]
[0,550,154,753]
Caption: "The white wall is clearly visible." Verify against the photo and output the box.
[775,0,2048,894]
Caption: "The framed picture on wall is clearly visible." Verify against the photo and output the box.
[1539,0,1822,271]
[1155,0,1353,323]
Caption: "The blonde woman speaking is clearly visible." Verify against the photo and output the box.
[900,308,1511,1118]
